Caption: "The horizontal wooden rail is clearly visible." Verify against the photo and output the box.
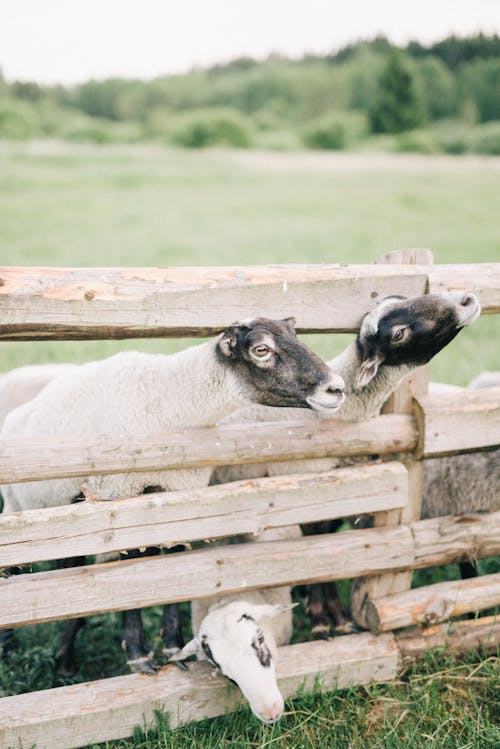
[414,386,500,457]
[0,462,408,567]
[1,512,499,629]
[396,615,500,662]
[0,263,498,340]
[2,617,499,749]
[0,414,417,484]
[0,527,414,628]
[366,573,500,633]
[412,511,500,568]
[0,633,399,749]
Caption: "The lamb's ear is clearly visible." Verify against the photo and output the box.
[354,353,384,390]
[253,602,299,622]
[217,326,240,359]
[281,316,296,328]
[168,637,201,662]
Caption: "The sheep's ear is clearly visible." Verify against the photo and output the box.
[281,316,296,328]
[253,602,299,622]
[218,327,239,359]
[354,353,384,390]
[168,637,201,662]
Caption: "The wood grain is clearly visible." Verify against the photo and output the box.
[0,462,408,567]
[414,387,500,457]
[0,633,398,749]
[0,414,418,484]
[366,572,500,633]
[0,262,498,340]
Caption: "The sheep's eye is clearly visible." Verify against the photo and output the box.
[391,326,408,343]
[257,632,265,644]
[252,344,270,358]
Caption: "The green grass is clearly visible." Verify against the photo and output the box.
[88,653,499,749]
[0,142,499,747]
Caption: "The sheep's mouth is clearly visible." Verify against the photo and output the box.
[306,394,345,413]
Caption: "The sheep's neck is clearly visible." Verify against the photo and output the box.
[329,342,414,421]
[156,341,246,428]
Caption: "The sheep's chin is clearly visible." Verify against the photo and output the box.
[306,394,345,413]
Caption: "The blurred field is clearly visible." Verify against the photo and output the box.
[0,143,499,748]
[0,142,499,383]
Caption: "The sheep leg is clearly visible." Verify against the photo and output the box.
[0,627,14,657]
[120,547,160,675]
[308,583,330,638]
[122,609,159,675]
[459,560,478,579]
[0,564,22,658]
[160,603,187,666]
[54,555,86,675]
[324,581,359,634]
[55,618,86,676]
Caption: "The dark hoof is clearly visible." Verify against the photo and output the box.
[127,653,159,675]
[334,620,361,635]
[164,647,189,671]
[311,623,331,640]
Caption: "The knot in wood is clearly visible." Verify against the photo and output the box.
[84,289,96,301]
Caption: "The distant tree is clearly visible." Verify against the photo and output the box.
[371,51,425,133]
[460,58,500,122]
[10,81,43,102]
[406,33,500,70]
[416,56,457,119]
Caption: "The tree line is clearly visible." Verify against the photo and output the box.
[1,34,500,150]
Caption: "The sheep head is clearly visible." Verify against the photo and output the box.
[355,292,481,389]
[217,317,345,413]
[169,600,296,724]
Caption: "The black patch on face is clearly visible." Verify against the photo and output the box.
[200,637,220,670]
[357,295,463,369]
[237,613,255,623]
[251,632,272,668]
[216,318,332,409]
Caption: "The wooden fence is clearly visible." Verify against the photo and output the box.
[0,251,499,749]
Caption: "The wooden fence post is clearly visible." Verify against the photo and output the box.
[351,248,432,628]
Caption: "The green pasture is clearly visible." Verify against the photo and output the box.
[0,143,499,748]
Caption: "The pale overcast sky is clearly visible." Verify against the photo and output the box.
[2,0,500,85]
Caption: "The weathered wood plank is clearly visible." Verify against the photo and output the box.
[396,615,500,662]
[414,387,500,457]
[0,264,429,339]
[0,527,415,628]
[0,462,408,567]
[428,262,500,315]
[412,511,500,568]
[2,511,499,628]
[0,414,417,484]
[0,262,498,341]
[366,573,500,633]
[0,633,399,749]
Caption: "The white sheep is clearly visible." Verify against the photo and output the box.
[210,291,482,636]
[0,363,78,429]
[422,370,500,520]
[0,318,344,674]
[170,527,301,724]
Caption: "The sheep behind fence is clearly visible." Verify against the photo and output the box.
[0,252,499,749]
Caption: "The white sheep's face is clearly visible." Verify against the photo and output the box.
[170,601,293,724]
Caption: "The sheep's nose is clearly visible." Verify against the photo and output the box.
[261,702,283,723]
[325,373,345,394]
[461,293,475,307]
